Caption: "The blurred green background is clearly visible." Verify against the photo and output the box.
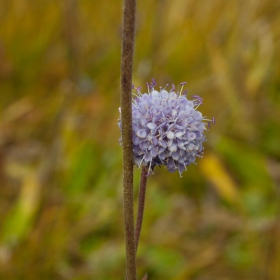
[0,0,280,279]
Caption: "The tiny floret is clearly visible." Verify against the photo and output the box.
[118,80,214,176]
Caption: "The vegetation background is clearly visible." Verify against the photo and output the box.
[0,0,280,279]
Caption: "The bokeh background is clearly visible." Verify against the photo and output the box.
[0,0,280,279]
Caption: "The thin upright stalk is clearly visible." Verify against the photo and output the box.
[135,167,148,252]
[120,0,137,278]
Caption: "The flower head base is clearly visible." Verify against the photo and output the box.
[118,80,214,176]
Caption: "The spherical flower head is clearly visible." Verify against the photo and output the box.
[118,80,214,176]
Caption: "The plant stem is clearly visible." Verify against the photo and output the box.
[135,166,148,252]
[120,0,136,278]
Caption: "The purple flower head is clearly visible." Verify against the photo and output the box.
[118,80,214,176]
